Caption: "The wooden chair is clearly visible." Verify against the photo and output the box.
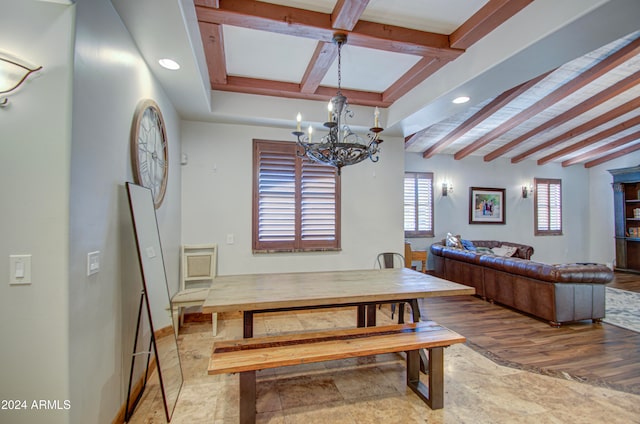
[405,242,427,273]
[171,244,217,335]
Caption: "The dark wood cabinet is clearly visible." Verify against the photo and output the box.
[609,165,640,273]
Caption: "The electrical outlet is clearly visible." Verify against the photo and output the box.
[226,234,234,244]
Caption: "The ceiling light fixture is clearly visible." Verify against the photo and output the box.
[452,96,470,104]
[158,58,180,70]
[293,33,383,175]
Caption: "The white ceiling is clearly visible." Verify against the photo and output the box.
[112,0,640,166]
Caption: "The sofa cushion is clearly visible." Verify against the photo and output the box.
[490,245,518,257]
[461,239,476,251]
[445,233,463,248]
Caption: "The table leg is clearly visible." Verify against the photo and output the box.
[243,311,254,338]
[397,303,405,323]
[366,303,377,327]
[357,305,366,327]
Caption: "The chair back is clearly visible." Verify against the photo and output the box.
[375,252,405,269]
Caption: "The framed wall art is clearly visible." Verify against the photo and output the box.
[469,187,506,224]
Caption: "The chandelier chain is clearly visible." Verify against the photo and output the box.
[337,40,342,94]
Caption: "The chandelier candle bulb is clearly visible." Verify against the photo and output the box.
[374,107,380,128]
[328,102,333,122]
[296,112,301,132]
[308,125,313,142]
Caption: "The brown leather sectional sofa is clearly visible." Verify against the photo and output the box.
[430,240,614,327]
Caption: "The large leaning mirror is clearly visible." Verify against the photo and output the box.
[126,182,183,421]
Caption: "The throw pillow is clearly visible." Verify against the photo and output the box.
[461,239,476,251]
[491,245,518,257]
[445,232,463,248]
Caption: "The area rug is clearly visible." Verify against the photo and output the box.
[603,287,640,333]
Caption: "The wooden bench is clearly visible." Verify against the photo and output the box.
[208,321,465,424]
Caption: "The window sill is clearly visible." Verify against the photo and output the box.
[253,247,342,254]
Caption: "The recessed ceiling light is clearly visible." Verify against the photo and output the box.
[158,58,180,70]
[452,96,470,104]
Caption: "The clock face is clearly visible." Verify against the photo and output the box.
[131,99,168,208]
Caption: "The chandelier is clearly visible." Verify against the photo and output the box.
[293,33,383,175]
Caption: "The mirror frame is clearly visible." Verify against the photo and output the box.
[126,182,183,421]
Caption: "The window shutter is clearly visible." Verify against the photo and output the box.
[535,178,562,235]
[301,160,336,242]
[253,139,340,252]
[257,150,296,243]
[404,177,417,232]
[404,172,434,237]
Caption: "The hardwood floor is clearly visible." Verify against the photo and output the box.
[608,270,640,292]
[419,271,640,395]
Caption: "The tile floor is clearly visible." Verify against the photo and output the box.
[127,307,640,423]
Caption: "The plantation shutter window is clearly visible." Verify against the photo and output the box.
[534,178,562,235]
[253,139,340,252]
[404,172,434,237]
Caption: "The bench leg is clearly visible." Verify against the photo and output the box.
[239,371,256,424]
[406,347,444,410]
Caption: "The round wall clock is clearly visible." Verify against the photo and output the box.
[130,99,168,209]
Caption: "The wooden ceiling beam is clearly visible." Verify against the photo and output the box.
[584,142,640,168]
[300,42,337,94]
[537,114,640,165]
[450,0,534,49]
[511,97,640,163]
[453,36,640,161]
[562,129,640,167]
[195,0,461,57]
[421,71,549,158]
[383,56,449,104]
[199,21,227,85]
[211,75,388,107]
[331,0,370,31]
[488,69,640,162]
[300,0,368,95]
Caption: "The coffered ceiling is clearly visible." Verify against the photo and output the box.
[114,0,640,168]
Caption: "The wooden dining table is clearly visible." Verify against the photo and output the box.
[202,268,475,338]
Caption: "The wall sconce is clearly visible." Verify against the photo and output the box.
[0,56,43,107]
[522,184,533,198]
[442,182,453,196]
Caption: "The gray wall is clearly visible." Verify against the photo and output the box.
[69,0,182,422]
[181,121,406,275]
[0,2,74,423]
[405,153,620,265]
[1,1,182,423]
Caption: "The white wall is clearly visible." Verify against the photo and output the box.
[588,150,640,266]
[181,121,405,275]
[405,153,593,264]
[68,0,182,422]
[0,2,74,423]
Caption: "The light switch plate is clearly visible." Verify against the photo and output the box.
[87,251,100,276]
[9,254,31,285]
